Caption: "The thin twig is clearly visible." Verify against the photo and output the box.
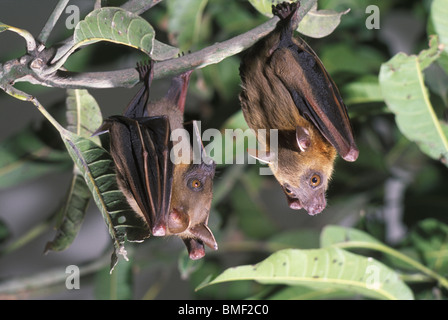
[37,0,70,45]
[121,0,163,15]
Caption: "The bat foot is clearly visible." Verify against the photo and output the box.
[136,60,154,85]
[272,1,299,21]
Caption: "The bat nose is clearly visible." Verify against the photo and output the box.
[303,193,326,216]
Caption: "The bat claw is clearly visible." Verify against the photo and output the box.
[272,1,299,20]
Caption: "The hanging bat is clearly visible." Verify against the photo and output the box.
[96,61,217,260]
[239,1,358,215]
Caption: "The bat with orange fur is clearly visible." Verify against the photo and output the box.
[239,1,358,215]
[96,61,217,259]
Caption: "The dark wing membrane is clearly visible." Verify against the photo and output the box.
[106,115,173,236]
[271,38,359,162]
[138,115,174,235]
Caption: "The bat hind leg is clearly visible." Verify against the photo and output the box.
[136,60,154,85]
[272,1,299,21]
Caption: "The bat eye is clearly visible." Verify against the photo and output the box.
[284,185,295,197]
[189,178,203,191]
[309,174,321,188]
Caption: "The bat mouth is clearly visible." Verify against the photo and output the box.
[286,196,303,210]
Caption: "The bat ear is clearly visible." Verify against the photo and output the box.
[91,121,112,137]
[192,120,214,166]
[189,224,218,251]
[247,148,275,164]
[296,126,311,152]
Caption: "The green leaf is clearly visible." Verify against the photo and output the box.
[431,0,448,54]
[298,4,349,38]
[267,285,354,300]
[320,225,448,290]
[320,43,385,75]
[45,89,103,252]
[61,130,149,270]
[74,7,155,55]
[320,225,383,248]
[409,219,448,274]
[197,247,413,300]
[44,173,91,253]
[248,0,348,38]
[0,125,70,189]
[167,0,209,50]
[341,75,383,105]
[379,36,448,166]
[65,89,103,143]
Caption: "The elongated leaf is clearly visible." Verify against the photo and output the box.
[0,125,70,189]
[45,91,92,251]
[248,0,349,38]
[379,36,448,166]
[46,90,103,252]
[44,173,91,252]
[197,247,413,300]
[60,129,149,270]
[320,225,382,248]
[66,89,103,142]
[74,7,155,55]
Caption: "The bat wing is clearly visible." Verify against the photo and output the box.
[270,13,358,162]
[106,115,174,237]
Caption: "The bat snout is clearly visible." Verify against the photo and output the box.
[302,193,326,216]
[285,190,326,215]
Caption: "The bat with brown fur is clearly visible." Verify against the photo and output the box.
[96,61,217,260]
[239,1,358,215]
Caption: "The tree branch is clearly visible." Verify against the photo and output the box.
[2,0,314,91]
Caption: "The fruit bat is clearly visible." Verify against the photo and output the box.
[96,61,217,259]
[239,1,358,215]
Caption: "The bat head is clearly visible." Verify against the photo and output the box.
[166,121,217,259]
[258,125,337,216]
[167,158,217,259]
